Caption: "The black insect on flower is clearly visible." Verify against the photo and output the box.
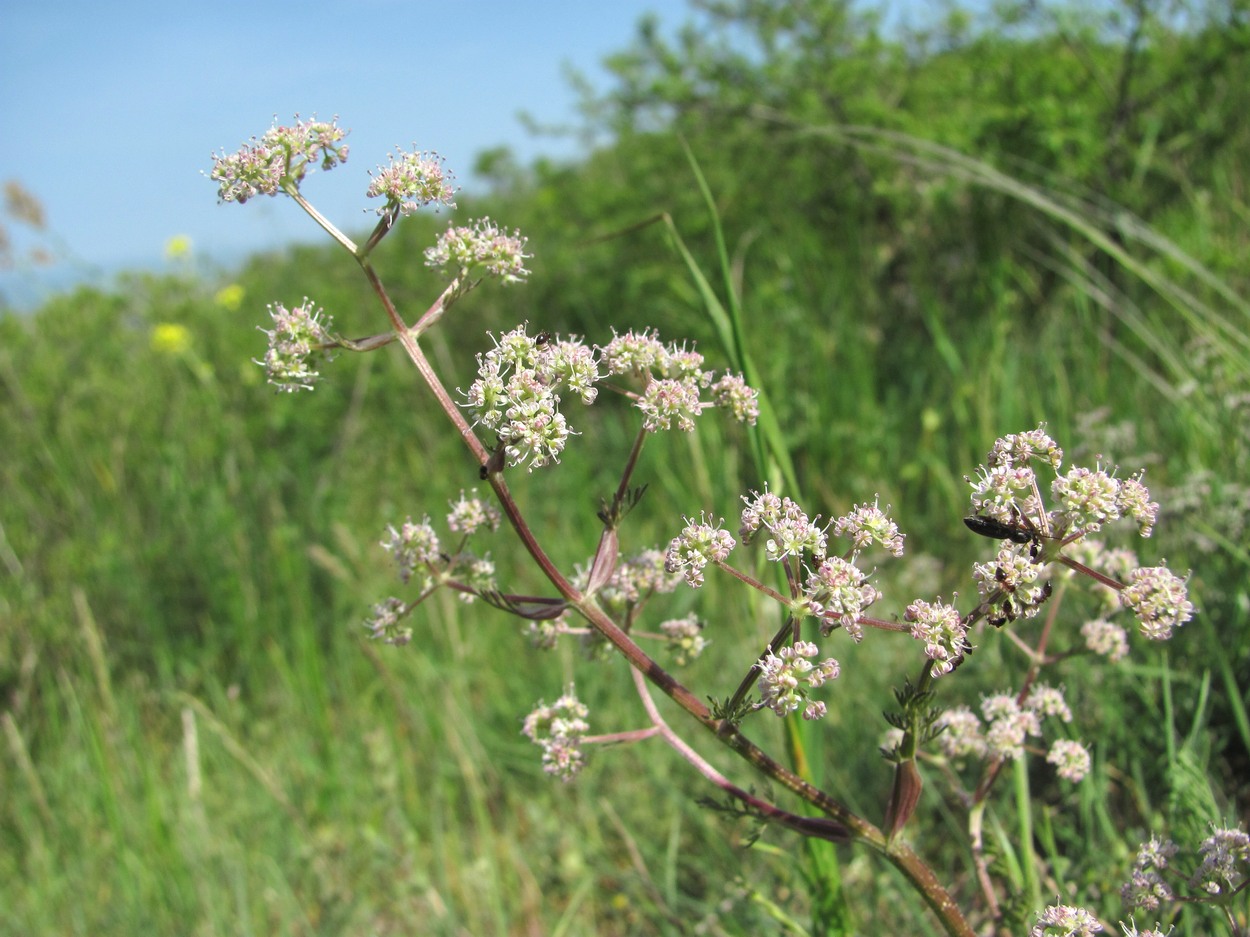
[963,514,1035,545]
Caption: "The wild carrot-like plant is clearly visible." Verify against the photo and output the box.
[209,116,1246,936]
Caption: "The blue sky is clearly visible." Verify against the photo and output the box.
[0,0,686,306]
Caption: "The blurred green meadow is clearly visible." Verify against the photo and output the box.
[3,3,1249,934]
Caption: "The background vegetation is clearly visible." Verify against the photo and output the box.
[2,0,1248,933]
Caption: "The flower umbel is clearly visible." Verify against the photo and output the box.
[804,556,880,641]
[264,117,349,174]
[1119,566,1193,640]
[637,377,703,433]
[1031,904,1104,936]
[256,298,334,392]
[1052,465,1124,534]
[210,115,348,203]
[1121,844,1175,914]
[739,489,827,561]
[367,148,457,217]
[598,329,667,376]
[425,217,529,284]
[1193,826,1250,895]
[757,641,841,720]
[1025,683,1073,722]
[364,597,411,646]
[522,686,590,782]
[446,489,501,536]
[457,555,498,603]
[598,329,760,433]
[905,599,968,676]
[660,615,709,666]
[1118,922,1172,937]
[934,706,987,759]
[981,693,1042,760]
[1121,870,1173,915]
[665,514,736,588]
[1116,826,1247,926]
[988,426,1064,470]
[710,372,760,424]
[1046,739,1092,782]
[832,497,906,557]
[462,327,600,471]
[1082,617,1130,662]
[380,517,441,586]
[971,542,1049,626]
[1118,475,1160,537]
[968,463,1040,526]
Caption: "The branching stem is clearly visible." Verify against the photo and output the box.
[294,187,976,937]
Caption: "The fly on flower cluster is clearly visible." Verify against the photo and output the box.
[962,513,1036,545]
[963,507,1052,562]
